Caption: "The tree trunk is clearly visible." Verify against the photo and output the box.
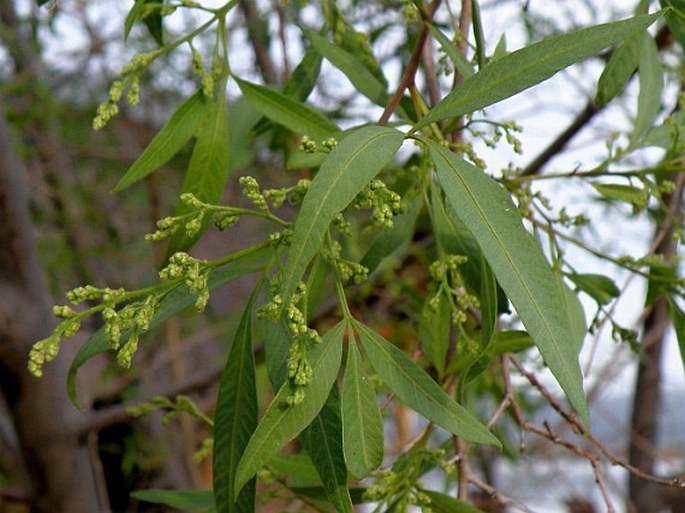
[0,101,103,512]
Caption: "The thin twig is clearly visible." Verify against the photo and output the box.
[378,0,441,125]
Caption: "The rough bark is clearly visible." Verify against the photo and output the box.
[627,182,683,512]
[0,100,103,512]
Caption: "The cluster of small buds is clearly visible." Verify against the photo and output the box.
[363,469,400,501]
[239,176,269,211]
[52,304,77,319]
[322,137,338,150]
[337,259,369,284]
[452,141,487,170]
[331,212,352,236]
[94,50,162,129]
[268,228,293,248]
[193,438,213,463]
[28,334,61,377]
[353,180,404,228]
[257,294,284,321]
[556,207,589,228]
[117,331,139,368]
[429,254,468,282]
[159,252,210,311]
[660,180,676,194]
[262,179,312,209]
[300,135,318,153]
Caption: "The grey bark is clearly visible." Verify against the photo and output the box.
[0,100,103,512]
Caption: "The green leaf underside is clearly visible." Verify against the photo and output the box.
[421,490,488,513]
[268,453,321,486]
[234,321,345,495]
[568,273,620,305]
[429,24,475,79]
[354,321,499,446]
[633,32,663,142]
[591,182,648,204]
[114,91,209,192]
[419,291,451,376]
[596,34,642,105]
[213,288,260,513]
[341,340,383,479]
[131,489,214,510]
[303,29,389,106]
[301,387,353,513]
[165,93,231,257]
[428,140,588,424]
[279,125,404,303]
[66,250,270,409]
[237,78,339,140]
[415,11,662,129]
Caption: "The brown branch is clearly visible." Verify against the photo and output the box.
[239,0,278,85]
[378,0,441,126]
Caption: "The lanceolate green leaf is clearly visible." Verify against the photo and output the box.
[596,35,643,106]
[66,250,270,409]
[301,387,353,513]
[427,140,588,424]
[213,287,260,513]
[354,321,499,446]
[302,29,389,106]
[414,11,662,130]
[114,91,210,192]
[429,25,475,79]
[236,78,339,140]
[165,90,230,256]
[633,32,663,142]
[341,340,383,479]
[130,489,215,511]
[234,321,345,495]
[421,490,487,513]
[279,125,404,303]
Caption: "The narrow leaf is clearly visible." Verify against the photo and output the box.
[568,273,620,306]
[419,291,451,376]
[661,0,685,48]
[355,321,499,446]
[591,182,649,205]
[268,453,321,487]
[131,489,214,511]
[303,29,389,106]
[415,12,662,129]
[67,248,270,409]
[341,340,383,479]
[427,140,588,424]
[124,0,146,41]
[667,298,685,373]
[142,0,164,46]
[596,35,642,105]
[114,91,209,192]
[237,78,339,140]
[421,490,488,513]
[165,91,230,256]
[302,387,353,513]
[234,322,345,495]
[279,125,404,303]
[633,32,663,142]
[213,287,260,513]
[429,25,475,79]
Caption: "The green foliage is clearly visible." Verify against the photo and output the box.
[28,1,685,511]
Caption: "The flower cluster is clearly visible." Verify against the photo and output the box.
[353,179,404,228]
[159,252,210,311]
[28,285,163,376]
[428,255,479,325]
[322,239,369,284]
[263,179,312,209]
[258,284,322,406]
[93,50,161,129]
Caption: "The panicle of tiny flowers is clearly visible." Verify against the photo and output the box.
[159,252,210,312]
[239,176,269,211]
[353,179,404,228]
